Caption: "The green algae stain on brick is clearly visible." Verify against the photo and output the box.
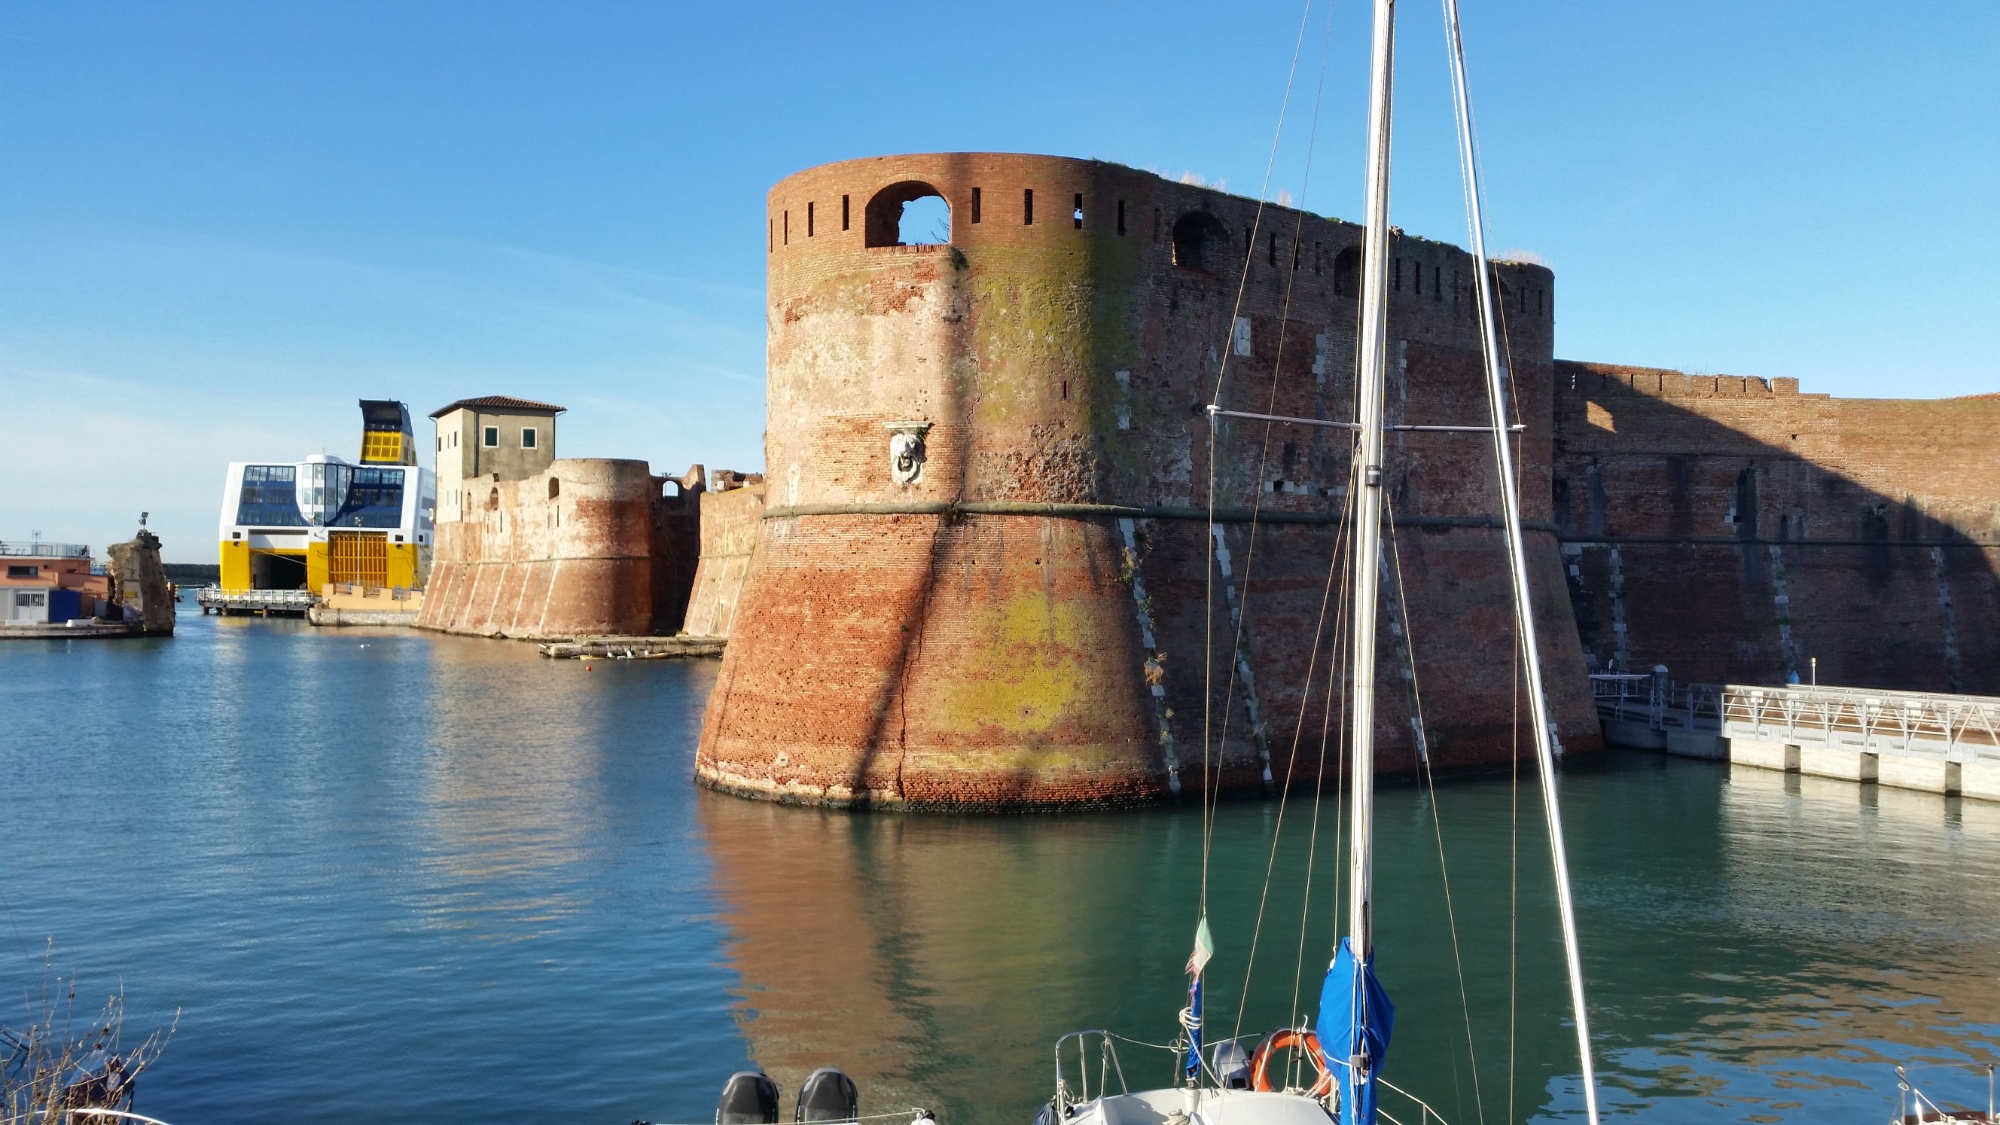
[931,589,1093,742]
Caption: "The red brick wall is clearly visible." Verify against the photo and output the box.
[417,458,697,640]
[685,482,766,638]
[697,153,1597,810]
[1553,362,2000,692]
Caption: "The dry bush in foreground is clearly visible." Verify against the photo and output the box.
[3,945,176,1125]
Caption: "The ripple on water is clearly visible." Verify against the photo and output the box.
[0,620,1993,1125]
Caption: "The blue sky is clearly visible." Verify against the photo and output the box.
[3,2,1994,561]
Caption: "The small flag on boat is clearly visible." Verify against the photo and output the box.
[1186,916,1214,976]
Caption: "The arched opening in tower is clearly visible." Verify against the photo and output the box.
[1171,211,1230,273]
[1333,245,1362,297]
[865,181,951,247]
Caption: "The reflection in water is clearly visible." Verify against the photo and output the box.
[3,621,1992,1125]
[705,755,1999,1125]
[1682,767,2000,1116]
[704,772,1587,1125]
[0,616,745,1125]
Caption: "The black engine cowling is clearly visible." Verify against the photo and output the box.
[796,1067,859,1123]
[717,1071,781,1125]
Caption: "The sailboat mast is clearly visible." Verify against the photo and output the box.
[1439,2,1600,1122]
[1346,0,1397,966]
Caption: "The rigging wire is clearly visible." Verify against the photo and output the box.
[1509,550,1521,1125]
[1465,46,1531,1125]
[1227,437,1358,1052]
[1200,0,1318,923]
[1290,449,1362,1026]
[1440,0,1599,1118]
[1196,0,1347,1049]
[1383,492,1488,1125]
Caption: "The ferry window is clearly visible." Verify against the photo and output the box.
[483,427,499,448]
[521,428,537,449]
[7,565,38,578]
[335,468,406,529]
[235,465,307,527]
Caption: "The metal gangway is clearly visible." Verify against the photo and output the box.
[195,587,318,617]
[1723,683,2000,763]
[1591,669,1725,757]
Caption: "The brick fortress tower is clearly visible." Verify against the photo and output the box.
[695,152,1600,809]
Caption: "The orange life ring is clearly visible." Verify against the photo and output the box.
[1247,1028,1334,1097]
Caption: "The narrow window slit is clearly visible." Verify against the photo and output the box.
[1073,193,1084,229]
[1024,188,1034,225]
[807,201,815,237]
[971,187,982,224]
[842,195,851,231]
[1116,200,1126,236]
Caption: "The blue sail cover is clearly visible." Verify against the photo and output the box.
[1183,976,1204,1080]
[1315,937,1395,1125]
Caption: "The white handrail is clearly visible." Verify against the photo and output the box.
[1724,684,2000,762]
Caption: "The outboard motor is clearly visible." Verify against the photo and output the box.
[1213,1041,1251,1090]
[717,1071,781,1125]
[796,1066,859,1123]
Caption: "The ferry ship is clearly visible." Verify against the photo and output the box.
[217,400,435,593]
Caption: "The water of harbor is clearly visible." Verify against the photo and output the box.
[1,615,1995,1125]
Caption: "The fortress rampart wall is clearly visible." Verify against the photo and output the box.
[417,458,699,640]
[696,152,1597,809]
[684,481,767,639]
[1553,361,2000,692]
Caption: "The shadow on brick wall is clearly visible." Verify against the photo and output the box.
[1552,361,2000,695]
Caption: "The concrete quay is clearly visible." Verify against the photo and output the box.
[1722,683,2000,802]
